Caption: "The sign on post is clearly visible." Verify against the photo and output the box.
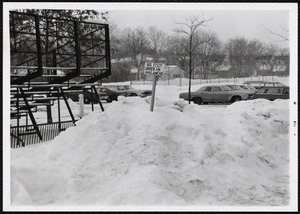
[144,62,164,76]
[144,62,164,112]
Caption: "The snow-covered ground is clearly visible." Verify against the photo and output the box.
[6,77,298,211]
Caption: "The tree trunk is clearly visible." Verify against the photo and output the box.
[188,36,192,104]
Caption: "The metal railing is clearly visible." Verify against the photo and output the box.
[10,120,76,148]
[10,11,111,85]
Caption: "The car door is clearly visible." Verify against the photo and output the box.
[267,88,283,100]
[208,86,228,102]
[255,88,268,99]
[212,86,228,102]
[199,86,213,101]
[257,88,282,100]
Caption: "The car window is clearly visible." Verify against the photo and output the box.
[211,87,221,92]
[265,88,282,94]
[202,87,212,92]
[118,86,126,90]
[124,85,133,90]
[230,85,242,90]
[245,84,256,90]
[258,88,268,94]
[283,88,289,94]
[221,85,232,91]
[283,88,290,94]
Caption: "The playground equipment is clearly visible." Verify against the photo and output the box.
[10,11,111,147]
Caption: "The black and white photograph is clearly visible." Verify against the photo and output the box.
[2,2,298,212]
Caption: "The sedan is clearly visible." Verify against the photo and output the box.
[179,84,250,104]
[100,85,152,102]
[67,89,100,104]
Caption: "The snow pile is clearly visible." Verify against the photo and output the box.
[11,97,290,207]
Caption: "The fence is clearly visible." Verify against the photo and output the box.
[130,75,289,87]
[10,120,76,148]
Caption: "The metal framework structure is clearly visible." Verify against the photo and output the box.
[10,11,111,147]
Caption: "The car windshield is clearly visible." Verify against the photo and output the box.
[239,85,248,90]
[244,84,256,90]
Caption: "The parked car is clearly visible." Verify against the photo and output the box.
[96,86,119,103]
[226,84,255,99]
[100,85,152,102]
[252,86,289,101]
[179,84,250,104]
[243,81,286,90]
[67,89,100,104]
[239,84,257,91]
[243,81,265,90]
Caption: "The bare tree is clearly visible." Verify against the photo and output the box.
[263,43,281,75]
[264,43,279,56]
[173,15,212,104]
[135,27,150,80]
[165,35,189,77]
[148,26,168,62]
[121,27,138,57]
[262,24,289,42]
[245,40,266,76]
[225,37,248,77]
[262,11,289,42]
[107,22,122,58]
[120,27,149,81]
[195,31,222,79]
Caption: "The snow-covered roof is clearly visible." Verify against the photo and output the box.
[215,65,231,72]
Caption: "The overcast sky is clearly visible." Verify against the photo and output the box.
[107,10,289,48]
[3,2,295,49]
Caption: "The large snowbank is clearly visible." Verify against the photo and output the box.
[11,96,290,207]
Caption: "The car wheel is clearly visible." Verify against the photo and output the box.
[192,97,202,105]
[231,96,241,103]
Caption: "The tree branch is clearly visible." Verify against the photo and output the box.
[262,24,289,41]
[175,39,190,53]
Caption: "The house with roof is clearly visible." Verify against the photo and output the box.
[215,54,289,78]
[255,55,289,76]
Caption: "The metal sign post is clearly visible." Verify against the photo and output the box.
[150,75,158,112]
[144,62,164,112]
